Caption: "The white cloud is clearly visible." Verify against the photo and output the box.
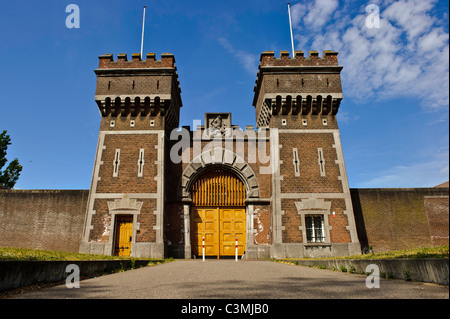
[299,0,339,29]
[383,0,437,41]
[357,148,449,188]
[218,37,259,74]
[418,28,449,52]
[337,111,359,124]
[290,2,306,27]
[291,0,339,30]
[290,0,449,110]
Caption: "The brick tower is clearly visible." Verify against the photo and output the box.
[253,50,361,258]
[79,53,181,258]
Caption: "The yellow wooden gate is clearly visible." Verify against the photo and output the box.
[219,207,246,256]
[191,207,218,256]
[190,169,246,258]
[191,207,246,257]
[114,215,133,256]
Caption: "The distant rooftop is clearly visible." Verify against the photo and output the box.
[434,181,449,188]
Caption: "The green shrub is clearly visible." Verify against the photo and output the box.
[403,269,411,281]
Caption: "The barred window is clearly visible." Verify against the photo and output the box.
[305,215,325,243]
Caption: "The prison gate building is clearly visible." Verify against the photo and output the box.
[79,50,361,259]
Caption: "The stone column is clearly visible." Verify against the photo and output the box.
[183,200,192,259]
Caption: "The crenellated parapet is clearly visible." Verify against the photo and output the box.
[93,53,182,130]
[253,50,344,128]
[98,52,176,69]
[259,50,339,67]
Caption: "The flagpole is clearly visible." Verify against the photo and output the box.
[140,6,146,57]
[287,3,295,57]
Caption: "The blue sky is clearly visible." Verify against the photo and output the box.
[0,0,448,189]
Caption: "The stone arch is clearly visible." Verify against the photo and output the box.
[180,147,260,201]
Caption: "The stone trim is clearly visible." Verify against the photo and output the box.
[107,194,144,256]
[332,131,359,244]
[107,195,144,211]
[81,133,106,243]
[179,147,261,199]
[271,129,283,245]
[295,198,332,244]
[154,132,165,244]
[179,147,263,259]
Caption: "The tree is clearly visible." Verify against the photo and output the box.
[0,130,22,189]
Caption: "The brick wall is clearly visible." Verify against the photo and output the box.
[96,134,159,194]
[351,188,449,253]
[0,187,448,255]
[424,196,449,246]
[0,190,88,252]
[279,132,343,193]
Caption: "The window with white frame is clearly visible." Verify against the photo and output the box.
[305,215,325,243]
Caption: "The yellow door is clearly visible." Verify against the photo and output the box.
[191,207,219,256]
[114,215,133,256]
[219,208,246,256]
[191,207,246,258]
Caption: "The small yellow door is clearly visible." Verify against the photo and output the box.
[114,215,133,256]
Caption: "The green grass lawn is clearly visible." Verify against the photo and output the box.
[0,247,167,261]
[280,245,449,261]
[350,245,449,260]
[1,245,448,261]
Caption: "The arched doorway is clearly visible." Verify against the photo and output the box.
[190,167,246,258]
